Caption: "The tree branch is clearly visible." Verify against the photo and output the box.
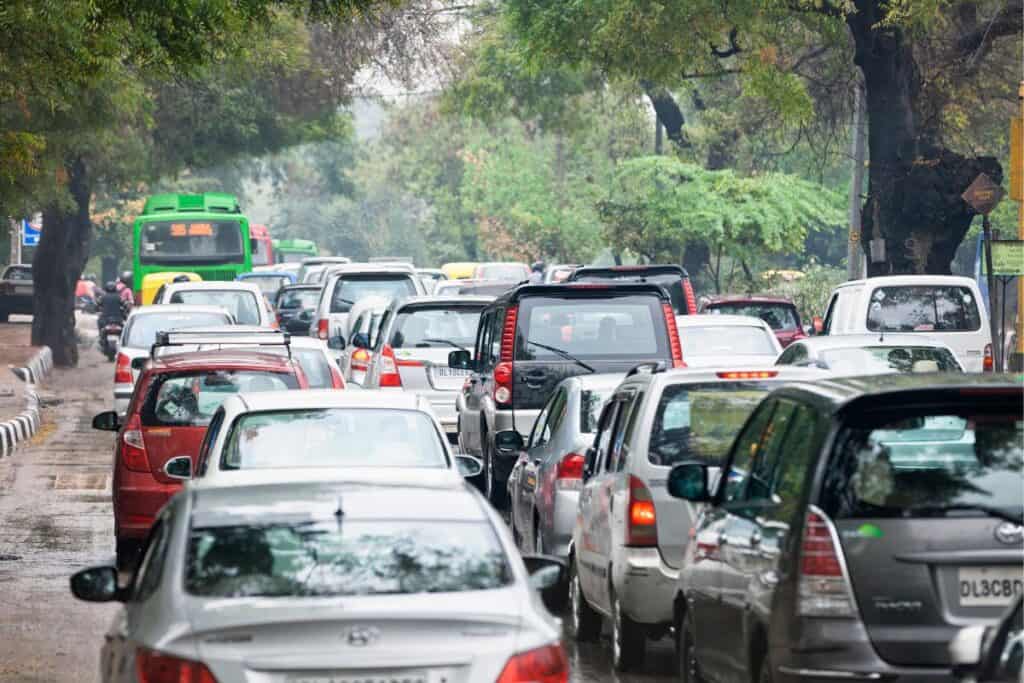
[710,28,742,58]
[640,81,691,148]
[954,0,1023,63]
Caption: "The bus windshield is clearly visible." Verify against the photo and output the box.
[140,220,245,264]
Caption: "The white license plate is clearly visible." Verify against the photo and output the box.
[432,367,471,378]
[289,673,426,683]
[958,566,1024,606]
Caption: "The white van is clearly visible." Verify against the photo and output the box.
[819,275,991,372]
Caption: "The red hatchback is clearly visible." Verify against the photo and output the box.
[699,294,807,347]
[92,349,308,568]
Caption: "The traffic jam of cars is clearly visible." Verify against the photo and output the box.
[72,255,1021,683]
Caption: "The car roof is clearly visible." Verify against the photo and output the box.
[392,295,494,309]
[164,281,262,293]
[278,284,321,291]
[792,333,955,351]
[301,256,351,265]
[148,348,297,372]
[324,263,417,276]
[572,372,629,392]
[678,314,772,328]
[703,294,795,305]
[229,388,427,412]
[126,304,231,319]
[492,281,672,305]
[571,264,687,278]
[190,478,486,527]
[836,275,979,288]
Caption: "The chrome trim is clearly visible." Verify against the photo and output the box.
[777,666,882,680]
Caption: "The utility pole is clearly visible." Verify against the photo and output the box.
[846,83,866,281]
[1010,81,1024,371]
[9,218,20,265]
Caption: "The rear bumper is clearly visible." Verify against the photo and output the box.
[612,547,678,626]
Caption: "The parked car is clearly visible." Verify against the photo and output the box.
[676,314,782,367]
[273,283,321,335]
[235,270,295,300]
[153,280,275,327]
[567,365,828,671]
[92,343,308,569]
[113,305,234,415]
[336,295,391,385]
[474,261,531,282]
[568,264,698,316]
[817,275,991,372]
[312,263,426,343]
[0,264,32,321]
[505,373,623,559]
[363,296,490,440]
[449,282,685,507]
[776,333,964,373]
[295,255,351,283]
[700,294,807,347]
[669,373,1023,683]
[70,477,568,683]
[950,596,1022,683]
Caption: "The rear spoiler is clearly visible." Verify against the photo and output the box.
[152,328,291,359]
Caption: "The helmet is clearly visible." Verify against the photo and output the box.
[119,271,133,284]
[104,281,117,293]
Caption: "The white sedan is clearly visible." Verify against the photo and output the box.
[676,314,782,367]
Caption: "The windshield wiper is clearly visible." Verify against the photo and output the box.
[526,340,594,373]
[905,503,1023,525]
[417,337,469,352]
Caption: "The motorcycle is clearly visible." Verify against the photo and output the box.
[99,321,123,361]
[75,295,97,314]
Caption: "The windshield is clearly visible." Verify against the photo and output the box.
[678,325,777,355]
[708,303,799,330]
[221,408,446,470]
[580,388,615,433]
[185,520,510,598]
[823,413,1022,520]
[866,285,982,332]
[390,306,482,348]
[476,263,528,281]
[516,295,668,360]
[3,266,31,281]
[277,288,319,310]
[142,371,298,427]
[168,289,260,325]
[330,275,417,313]
[245,275,288,296]
[124,312,231,349]
[139,220,244,265]
[648,382,778,466]
[820,346,963,374]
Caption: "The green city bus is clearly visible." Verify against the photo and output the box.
[132,193,253,300]
[272,238,318,264]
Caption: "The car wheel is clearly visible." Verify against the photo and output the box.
[611,587,646,672]
[483,433,509,509]
[677,609,703,683]
[568,557,601,642]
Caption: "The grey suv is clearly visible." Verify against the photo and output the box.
[669,373,1023,683]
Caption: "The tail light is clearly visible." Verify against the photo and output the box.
[663,303,685,368]
[379,345,402,387]
[317,318,329,340]
[983,343,994,372]
[350,348,371,371]
[716,370,779,379]
[625,475,658,547]
[682,278,698,314]
[136,648,218,683]
[121,414,149,473]
[494,361,513,405]
[555,452,584,490]
[114,353,133,384]
[499,305,518,362]
[494,305,518,405]
[797,507,856,617]
[496,643,568,683]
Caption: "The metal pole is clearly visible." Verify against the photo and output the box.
[847,83,866,280]
[982,216,1000,370]
[1014,81,1024,370]
[1000,276,1008,371]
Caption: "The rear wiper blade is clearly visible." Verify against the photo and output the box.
[526,340,594,373]
[906,503,1023,525]
[418,337,468,352]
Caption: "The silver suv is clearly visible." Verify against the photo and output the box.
[311,263,425,342]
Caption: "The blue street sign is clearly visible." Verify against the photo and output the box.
[22,219,40,247]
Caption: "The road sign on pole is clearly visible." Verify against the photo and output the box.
[21,217,40,247]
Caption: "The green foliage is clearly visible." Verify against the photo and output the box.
[762,262,846,321]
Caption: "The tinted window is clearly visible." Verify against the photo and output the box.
[708,303,799,330]
[678,325,777,356]
[546,387,570,435]
[329,275,417,313]
[186,521,511,597]
[294,348,333,389]
[768,404,820,522]
[580,388,614,433]
[819,345,962,374]
[4,266,31,281]
[140,220,244,264]
[866,285,981,332]
[649,382,779,467]
[143,371,298,427]
[124,312,231,349]
[610,392,643,471]
[516,295,668,360]
[592,401,620,474]
[168,289,260,325]
[529,398,554,449]
[277,288,320,310]
[573,272,687,315]
[777,343,809,365]
[723,401,776,502]
[390,306,483,349]
[744,401,797,501]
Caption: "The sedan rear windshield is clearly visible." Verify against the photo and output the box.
[220,408,447,469]
[819,346,963,374]
[573,272,688,315]
[125,312,231,349]
[649,382,779,467]
[516,294,668,360]
[142,371,298,427]
[866,285,981,332]
[678,325,777,356]
[168,290,260,326]
[245,276,289,296]
[708,303,799,330]
[3,266,31,281]
[823,412,1022,520]
[185,520,511,597]
[277,288,319,310]
[391,306,483,349]
[330,275,417,313]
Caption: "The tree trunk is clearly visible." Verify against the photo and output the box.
[641,82,690,148]
[848,0,1001,275]
[32,157,92,366]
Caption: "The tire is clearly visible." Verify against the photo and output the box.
[677,609,703,683]
[115,538,140,573]
[537,516,568,612]
[568,557,601,642]
[482,431,510,509]
[611,587,646,672]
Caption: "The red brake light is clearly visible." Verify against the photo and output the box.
[798,507,855,617]
[556,452,585,490]
[114,353,133,384]
[136,647,219,683]
[716,370,779,379]
[500,305,518,362]
[496,643,568,683]
[379,345,402,387]
[626,475,658,547]
[317,318,329,340]
[682,278,697,314]
[663,303,685,368]
[983,343,993,372]
[121,414,149,473]
[494,361,513,405]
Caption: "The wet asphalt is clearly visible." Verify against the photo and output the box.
[0,318,677,682]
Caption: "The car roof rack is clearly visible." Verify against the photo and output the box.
[152,327,290,359]
[625,361,667,378]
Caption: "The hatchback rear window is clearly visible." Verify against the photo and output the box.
[649,382,779,466]
[125,312,231,349]
[866,285,981,332]
[330,275,417,313]
[707,303,799,330]
[823,412,1022,520]
[185,520,511,597]
[516,294,668,360]
[678,325,777,356]
[168,290,261,326]
[4,266,31,281]
[820,346,963,374]
[142,370,298,426]
[390,306,483,349]
[573,272,688,315]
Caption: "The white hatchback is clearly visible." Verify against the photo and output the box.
[676,314,782,367]
[153,280,276,328]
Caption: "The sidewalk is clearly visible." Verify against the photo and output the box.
[0,321,41,425]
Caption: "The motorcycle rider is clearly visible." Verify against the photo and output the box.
[98,282,126,344]
[115,272,134,309]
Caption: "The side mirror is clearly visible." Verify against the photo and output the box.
[131,357,147,371]
[328,335,346,351]
[582,447,597,481]
[454,454,483,478]
[163,456,192,480]
[494,430,524,455]
[70,566,121,603]
[92,410,120,432]
[812,316,824,335]
[949,624,986,674]
[522,554,568,612]
[667,462,712,502]
[351,332,370,349]
[448,349,473,370]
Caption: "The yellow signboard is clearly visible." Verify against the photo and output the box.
[1011,117,1022,201]
[991,240,1024,276]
